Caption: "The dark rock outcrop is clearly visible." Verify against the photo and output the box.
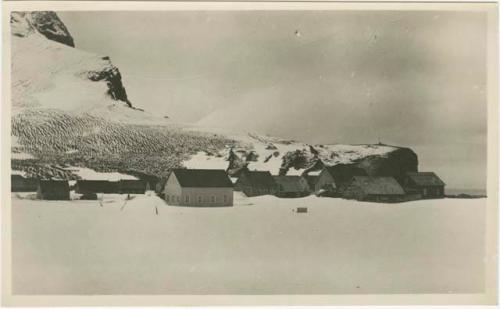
[29,11,75,47]
[11,11,75,47]
[87,65,132,107]
[226,148,249,176]
[279,149,314,175]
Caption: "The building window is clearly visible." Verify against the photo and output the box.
[224,195,227,203]
[185,195,189,203]
[198,196,202,203]
[211,196,216,203]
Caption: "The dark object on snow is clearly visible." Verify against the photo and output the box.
[162,169,234,207]
[343,176,405,203]
[273,175,310,198]
[296,207,308,213]
[37,179,70,200]
[234,170,277,197]
[402,172,445,199]
[11,174,38,192]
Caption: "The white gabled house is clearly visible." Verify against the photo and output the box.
[163,169,234,207]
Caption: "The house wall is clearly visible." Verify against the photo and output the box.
[420,186,445,198]
[275,178,310,198]
[11,175,38,192]
[235,174,275,197]
[37,187,70,200]
[314,170,336,193]
[342,184,366,200]
[163,173,183,205]
[365,194,404,203]
[180,187,233,207]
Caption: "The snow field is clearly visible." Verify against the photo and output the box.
[11,194,486,295]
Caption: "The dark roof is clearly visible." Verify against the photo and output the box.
[38,180,70,193]
[324,164,367,184]
[120,179,146,187]
[240,170,276,188]
[350,176,405,195]
[172,169,233,188]
[273,176,308,192]
[406,172,445,186]
[76,180,120,193]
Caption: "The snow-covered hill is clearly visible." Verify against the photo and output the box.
[182,130,417,177]
[10,11,419,180]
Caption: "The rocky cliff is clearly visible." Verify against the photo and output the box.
[11,11,132,111]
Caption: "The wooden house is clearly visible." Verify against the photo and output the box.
[343,176,405,202]
[163,169,233,207]
[234,170,277,197]
[11,174,38,192]
[75,180,120,194]
[273,175,310,198]
[304,175,319,193]
[119,179,147,194]
[314,164,367,196]
[36,180,70,200]
[121,170,158,191]
[403,172,445,199]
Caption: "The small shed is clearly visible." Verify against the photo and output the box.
[403,172,445,199]
[119,179,147,194]
[234,170,277,197]
[343,176,405,202]
[11,174,39,192]
[36,180,70,200]
[273,175,310,198]
[75,180,120,194]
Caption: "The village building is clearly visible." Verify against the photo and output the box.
[273,175,310,198]
[121,170,158,192]
[314,164,367,196]
[303,174,319,193]
[234,170,277,197]
[163,169,233,207]
[11,174,39,192]
[119,179,147,194]
[343,176,406,202]
[403,172,445,199]
[75,180,120,194]
[36,180,70,200]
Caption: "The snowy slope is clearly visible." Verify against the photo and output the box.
[10,11,167,125]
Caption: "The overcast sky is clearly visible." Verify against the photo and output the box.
[58,11,487,190]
